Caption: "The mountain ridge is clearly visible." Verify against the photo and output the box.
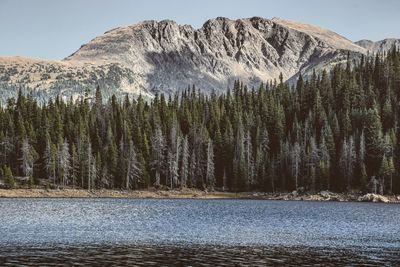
[0,17,397,101]
[355,38,400,54]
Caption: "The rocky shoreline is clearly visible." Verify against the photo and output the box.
[251,190,400,203]
[0,188,399,203]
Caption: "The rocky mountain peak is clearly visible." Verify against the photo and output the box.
[0,16,391,102]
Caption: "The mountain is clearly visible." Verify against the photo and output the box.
[0,17,391,101]
[0,56,143,102]
[355,38,400,54]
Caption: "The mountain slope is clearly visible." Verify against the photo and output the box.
[355,38,400,54]
[0,17,373,101]
[271,18,366,53]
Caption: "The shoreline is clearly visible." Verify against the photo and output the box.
[0,188,399,203]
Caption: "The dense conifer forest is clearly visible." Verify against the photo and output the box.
[1,48,400,194]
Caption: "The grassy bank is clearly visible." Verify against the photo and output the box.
[0,188,399,203]
[0,188,242,199]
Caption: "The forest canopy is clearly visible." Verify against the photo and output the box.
[0,47,400,194]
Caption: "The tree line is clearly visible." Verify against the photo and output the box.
[1,48,400,194]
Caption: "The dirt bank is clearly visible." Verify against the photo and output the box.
[0,188,239,199]
[0,188,398,203]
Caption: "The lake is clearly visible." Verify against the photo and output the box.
[0,198,399,266]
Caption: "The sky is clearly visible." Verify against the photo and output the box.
[0,0,399,60]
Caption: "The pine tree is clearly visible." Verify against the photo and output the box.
[189,149,197,188]
[309,136,319,192]
[357,130,367,189]
[70,143,79,189]
[340,136,356,191]
[233,118,246,191]
[174,136,181,188]
[150,126,165,187]
[319,136,330,190]
[206,138,215,190]
[126,140,140,190]
[20,138,37,178]
[244,130,254,188]
[95,85,103,107]
[365,106,384,177]
[87,141,96,191]
[379,154,390,194]
[180,135,189,188]
[59,139,71,188]
[0,135,14,166]
[388,155,395,193]
[43,138,56,186]
[2,165,14,188]
[291,142,301,190]
[258,128,269,188]
[167,150,175,189]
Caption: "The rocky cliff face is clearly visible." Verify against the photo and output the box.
[0,17,387,101]
[355,38,400,54]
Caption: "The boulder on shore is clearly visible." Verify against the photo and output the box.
[357,193,389,203]
[318,190,342,201]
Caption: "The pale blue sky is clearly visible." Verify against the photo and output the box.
[0,0,399,60]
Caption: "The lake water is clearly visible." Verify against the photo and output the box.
[0,198,399,266]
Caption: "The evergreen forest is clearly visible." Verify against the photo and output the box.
[1,49,400,194]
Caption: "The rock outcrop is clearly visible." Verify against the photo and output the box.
[357,193,390,203]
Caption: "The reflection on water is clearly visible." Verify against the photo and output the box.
[0,244,398,266]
